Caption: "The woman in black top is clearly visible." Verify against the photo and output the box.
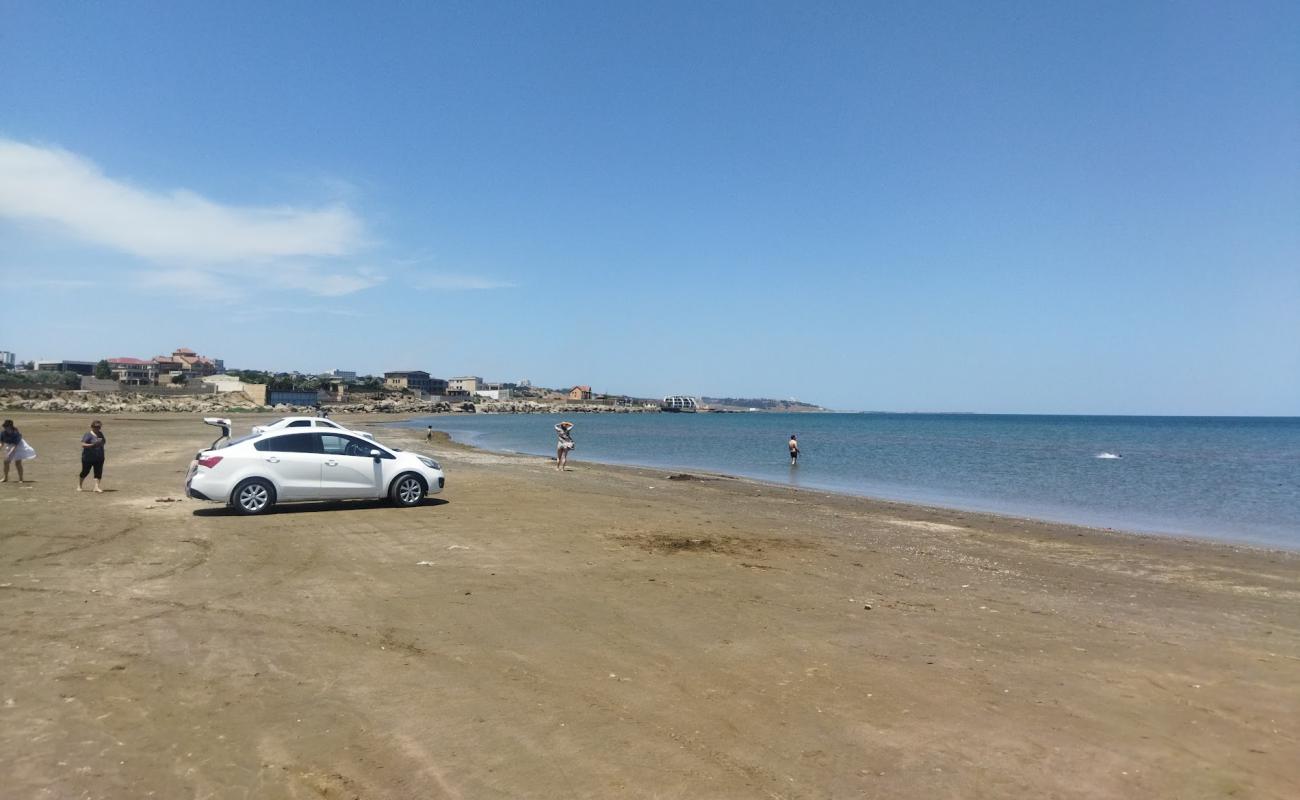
[79,419,106,492]
[2,419,26,482]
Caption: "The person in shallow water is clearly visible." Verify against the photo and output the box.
[788,433,800,465]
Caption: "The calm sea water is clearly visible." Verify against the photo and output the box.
[398,413,1300,549]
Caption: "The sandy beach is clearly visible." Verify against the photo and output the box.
[2,413,1297,799]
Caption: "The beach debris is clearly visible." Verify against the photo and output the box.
[447,544,470,550]
[416,561,435,566]
[153,497,182,503]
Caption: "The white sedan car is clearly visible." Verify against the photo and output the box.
[186,428,444,515]
[250,416,375,439]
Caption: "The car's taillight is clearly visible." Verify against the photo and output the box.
[197,456,223,469]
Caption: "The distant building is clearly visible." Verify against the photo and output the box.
[0,351,15,369]
[384,370,447,394]
[330,369,357,380]
[448,376,484,394]
[474,383,517,401]
[107,357,159,386]
[35,360,96,376]
[201,374,250,394]
[153,347,220,379]
[267,389,322,406]
[568,385,593,401]
[661,395,700,412]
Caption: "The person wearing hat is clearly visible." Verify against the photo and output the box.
[554,421,575,471]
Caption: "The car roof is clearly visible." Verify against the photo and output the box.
[237,427,395,453]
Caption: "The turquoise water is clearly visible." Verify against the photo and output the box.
[398,413,1300,549]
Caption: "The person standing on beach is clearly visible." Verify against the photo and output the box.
[555,421,575,471]
[78,420,106,492]
[426,426,434,442]
[788,433,800,465]
[2,419,34,482]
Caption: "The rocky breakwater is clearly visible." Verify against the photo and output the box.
[474,401,658,414]
[0,389,253,415]
[0,389,468,416]
[0,390,659,417]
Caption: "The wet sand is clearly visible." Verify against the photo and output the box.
[2,413,1298,799]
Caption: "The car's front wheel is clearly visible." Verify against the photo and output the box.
[232,478,276,515]
[390,473,426,507]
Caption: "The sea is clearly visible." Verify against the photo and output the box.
[397,413,1300,550]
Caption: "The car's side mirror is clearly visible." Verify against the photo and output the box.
[370,449,382,462]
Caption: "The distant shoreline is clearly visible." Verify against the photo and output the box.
[378,414,1299,554]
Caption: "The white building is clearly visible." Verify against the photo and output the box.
[201,374,251,393]
[448,376,484,394]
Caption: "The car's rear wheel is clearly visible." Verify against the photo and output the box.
[232,478,275,515]
[390,473,426,507]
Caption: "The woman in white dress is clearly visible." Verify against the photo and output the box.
[1,419,35,483]
[554,421,575,471]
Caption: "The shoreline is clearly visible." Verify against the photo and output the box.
[391,416,1299,554]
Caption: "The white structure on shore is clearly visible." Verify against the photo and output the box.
[661,395,699,412]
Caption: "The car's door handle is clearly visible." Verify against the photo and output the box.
[325,460,338,466]
[265,457,280,463]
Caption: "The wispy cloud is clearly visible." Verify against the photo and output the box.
[0,137,382,297]
[130,269,241,301]
[1,276,98,290]
[413,272,517,291]
[230,305,365,319]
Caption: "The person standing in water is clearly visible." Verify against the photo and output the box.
[788,433,800,465]
[78,420,106,492]
[555,421,575,471]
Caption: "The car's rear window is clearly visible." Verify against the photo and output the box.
[218,433,260,450]
[254,433,317,453]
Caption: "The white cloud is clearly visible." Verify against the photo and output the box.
[231,305,364,319]
[0,137,379,297]
[0,276,97,289]
[264,264,385,296]
[413,272,517,291]
[130,269,241,301]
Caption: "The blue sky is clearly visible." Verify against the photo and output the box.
[1,1,1296,414]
